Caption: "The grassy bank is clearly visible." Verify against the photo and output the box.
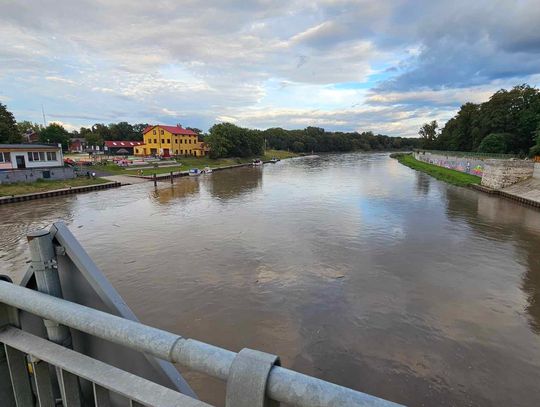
[393,153,481,187]
[97,149,298,176]
[0,177,110,197]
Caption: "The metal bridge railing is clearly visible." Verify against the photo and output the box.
[0,223,403,407]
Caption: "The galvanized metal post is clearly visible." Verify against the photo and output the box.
[27,229,82,405]
[27,229,70,346]
[0,276,18,407]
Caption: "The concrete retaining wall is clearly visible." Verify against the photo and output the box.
[0,167,75,184]
[481,160,534,189]
[413,151,485,176]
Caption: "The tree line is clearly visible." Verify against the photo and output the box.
[418,84,540,156]
[1,102,421,156]
[206,122,421,158]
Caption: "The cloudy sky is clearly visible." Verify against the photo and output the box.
[1,0,540,136]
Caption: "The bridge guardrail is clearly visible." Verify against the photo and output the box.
[0,223,404,407]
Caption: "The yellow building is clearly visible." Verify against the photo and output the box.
[134,125,208,157]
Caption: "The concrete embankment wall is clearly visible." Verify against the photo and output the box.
[0,167,75,184]
[413,151,486,176]
[413,151,535,189]
[481,160,534,189]
[0,181,121,205]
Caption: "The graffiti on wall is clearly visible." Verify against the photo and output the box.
[415,153,484,177]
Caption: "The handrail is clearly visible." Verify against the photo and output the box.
[0,327,211,407]
[0,280,402,407]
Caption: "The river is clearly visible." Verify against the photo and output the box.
[1,152,540,406]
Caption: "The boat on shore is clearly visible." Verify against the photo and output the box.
[252,159,263,166]
[270,158,280,163]
[203,167,213,174]
[189,168,202,176]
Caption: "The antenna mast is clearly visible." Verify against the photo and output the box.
[41,104,47,126]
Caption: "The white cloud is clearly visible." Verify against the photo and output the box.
[0,0,539,135]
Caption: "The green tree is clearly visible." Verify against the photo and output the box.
[291,141,305,152]
[0,103,20,143]
[80,127,102,147]
[108,122,136,140]
[418,121,438,149]
[17,121,43,137]
[39,123,70,150]
[477,133,511,154]
[91,123,112,142]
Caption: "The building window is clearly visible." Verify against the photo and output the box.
[175,139,178,143]
[33,152,40,161]
[160,130,164,135]
[0,152,10,162]
[39,152,45,161]
[161,139,164,143]
[46,152,57,161]
[153,130,156,135]
[167,139,170,143]
[28,152,34,162]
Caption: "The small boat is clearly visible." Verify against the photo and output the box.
[203,167,212,174]
[189,168,202,176]
[252,159,263,166]
[269,158,280,163]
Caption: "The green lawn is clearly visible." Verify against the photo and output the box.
[0,177,110,197]
[94,149,298,176]
[394,153,481,187]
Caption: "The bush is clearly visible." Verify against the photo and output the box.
[477,133,511,154]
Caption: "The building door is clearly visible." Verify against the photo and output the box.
[163,148,170,157]
[15,155,26,169]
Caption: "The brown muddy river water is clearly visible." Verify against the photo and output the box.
[1,153,540,406]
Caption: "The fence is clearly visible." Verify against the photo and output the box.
[0,223,402,407]
[413,149,518,159]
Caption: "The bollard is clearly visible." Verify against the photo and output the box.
[170,171,173,184]
[153,173,157,187]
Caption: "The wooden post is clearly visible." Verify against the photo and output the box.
[170,171,173,184]
[153,173,157,187]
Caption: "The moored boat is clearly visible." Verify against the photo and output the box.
[203,167,212,174]
[252,159,263,166]
[189,168,202,176]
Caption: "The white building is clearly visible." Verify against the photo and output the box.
[0,144,64,170]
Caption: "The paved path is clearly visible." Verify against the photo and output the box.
[501,177,540,204]
[100,175,149,185]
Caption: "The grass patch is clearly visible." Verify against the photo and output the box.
[394,153,481,187]
[0,177,110,197]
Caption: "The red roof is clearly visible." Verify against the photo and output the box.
[143,125,197,136]
[104,140,145,148]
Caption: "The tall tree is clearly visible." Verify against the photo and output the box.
[39,123,70,150]
[17,120,43,136]
[0,103,20,143]
[418,121,439,149]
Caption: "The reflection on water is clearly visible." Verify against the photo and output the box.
[1,153,540,406]
[204,167,263,200]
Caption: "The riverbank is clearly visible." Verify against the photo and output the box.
[96,149,297,176]
[0,177,110,197]
[0,180,120,205]
[392,153,481,187]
